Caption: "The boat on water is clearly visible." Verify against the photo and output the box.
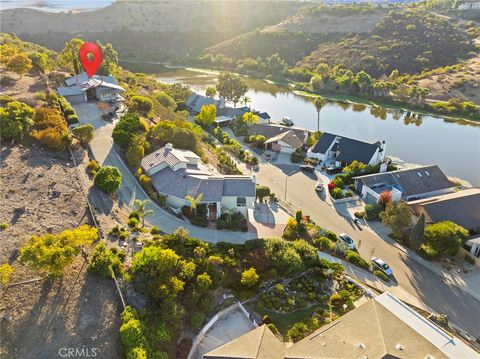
[280,116,294,126]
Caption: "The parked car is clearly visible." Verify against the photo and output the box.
[339,233,356,250]
[315,182,324,192]
[300,164,315,173]
[371,257,393,276]
[326,165,343,174]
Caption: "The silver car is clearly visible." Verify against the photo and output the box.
[339,233,356,250]
[371,257,393,276]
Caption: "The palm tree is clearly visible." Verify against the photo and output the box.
[241,95,251,108]
[185,193,203,216]
[313,96,326,132]
[133,199,154,227]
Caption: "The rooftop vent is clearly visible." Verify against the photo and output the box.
[425,170,430,176]
[418,172,422,177]
[358,343,366,349]
[395,344,404,351]
[165,143,173,150]
[424,355,435,359]
[150,162,154,167]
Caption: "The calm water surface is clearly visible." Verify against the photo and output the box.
[0,0,114,12]
[123,64,480,186]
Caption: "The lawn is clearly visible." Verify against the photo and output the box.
[253,304,322,335]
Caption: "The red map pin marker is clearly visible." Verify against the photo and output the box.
[79,42,102,78]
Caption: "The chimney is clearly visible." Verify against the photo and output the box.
[165,143,173,151]
[252,174,257,184]
[380,162,388,173]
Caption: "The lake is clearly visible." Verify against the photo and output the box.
[0,0,115,12]
[122,63,480,186]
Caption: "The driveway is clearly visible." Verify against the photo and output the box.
[244,159,480,337]
[72,102,257,244]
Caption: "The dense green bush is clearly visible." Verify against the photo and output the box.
[190,215,208,227]
[365,203,383,220]
[331,187,344,199]
[72,123,94,144]
[94,166,122,194]
[329,293,343,307]
[190,312,206,330]
[314,236,335,251]
[345,250,369,270]
[88,241,122,278]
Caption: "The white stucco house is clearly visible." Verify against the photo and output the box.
[307,133,386,166]
[57,72,125,103]
[247,124,309,154]
[141,144,256,219]
[354,165,457,204]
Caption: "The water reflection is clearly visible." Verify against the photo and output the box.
[119,63,480,186]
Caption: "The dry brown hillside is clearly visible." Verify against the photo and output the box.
[415,54,480,105]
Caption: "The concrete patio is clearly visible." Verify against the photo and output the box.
[248,202,291,238]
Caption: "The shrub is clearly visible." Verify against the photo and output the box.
[72,124,94,144]
[423,221,468,257]
[365,203,382,220]
[262,315,272,324]
[354,211,365,219]
[314,236,334,251]
[190,215,208,227]
[0,223,8,230]
[345,250,369,270]
[190,312,206,330]
[128,217,139,228]
[88,242,122,278]
[329,293,343,307]
[256,185,270,201]
[241,267,259,288]
[418,244,439,260]
[331,188,344,199]
[87,159,100,174]
[323,230,338,242]
[331,176,345,189]
[66,114,79,125]
[130,95,153,115]
[94,166,122,193]
[0,264,14,286]
[267,323,279,335]
[150,226,161,235]
[374,270,390,282]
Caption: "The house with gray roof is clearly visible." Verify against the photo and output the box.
[186,93,222,114]
[410,188,480,233]
[248,124,309,153]
[354,165,456,204]
[141,144,256,219]
[307,132,386,166]
[58,71,125,103]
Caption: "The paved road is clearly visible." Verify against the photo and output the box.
[72,102,479,337]
[249,160,480,338]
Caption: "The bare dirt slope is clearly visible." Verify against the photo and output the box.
[0,145,122,359]
[416,52,480,105]
[0,68,48,106]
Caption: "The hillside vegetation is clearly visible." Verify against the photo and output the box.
[300,9,477,77]
[0,1,303,62]
[204,5,386,64]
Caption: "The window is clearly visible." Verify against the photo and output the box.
[237,197,246,207]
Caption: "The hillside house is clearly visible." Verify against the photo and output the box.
[307,133,386,166]
[57,72,125,103]
[247,124,309,154]
[141,144,256,218]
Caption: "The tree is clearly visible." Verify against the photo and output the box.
[241,95,251,108]
[0,264,14,287]
[216,72,248,107]
[126,134,145,167]
[266,53,287,75]
[112,112,145,148]
[424,221,468,256]
[130,95,153,116]
[355,71,373,94]
[133,199,154,227]
[156,92,176,109]
[88,241,122,278]
[241,267,259,288]
[185,193,203,216]
[98,42,119,75]
[256,185,270,202]
[196,272,212,292]
[313,97,326,132]
[0,100,35,141]
[242,112,259,127]
[95,166,122,194]
[410,213,425,251]
[194,104,216,127]
[61,38,85,74]
[20,225,98,277]
[7,53,32,77]
[72,124,94,145]
[378,191,393,208]
[205,87,216,98]
[380,201,412,238]
[130,247,190,300]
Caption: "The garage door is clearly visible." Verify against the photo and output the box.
[365,192,378,204]
[65,94,86,104]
